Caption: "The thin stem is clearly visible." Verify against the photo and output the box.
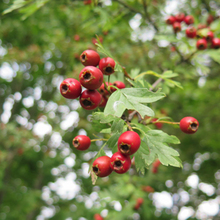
[91,138,108,142]
[151,121,180,125]
[122,67,133,80]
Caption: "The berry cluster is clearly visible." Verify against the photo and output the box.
[166,13,220,50]
[92,131,141,177]
[60,49,125,110]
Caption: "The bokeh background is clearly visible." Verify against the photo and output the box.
[0,0,220,219]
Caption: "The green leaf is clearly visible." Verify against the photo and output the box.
[162,71,179,78]
[91,112,116,123]
[100,128,111,134]
[111,118,125,133]
[206,50,220,64]
[2,0,29,15]
[104,88,165,118]
[142,130,182,167]
[106,132,121,149]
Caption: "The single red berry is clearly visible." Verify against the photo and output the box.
[80,50,100,67]
[175,13,185,22]
[196,39,207,50]
[118,131,141,155]
[79,66,103,90]
[197,23,207,30]
[79,89,102,110]
[166,16,176,25]
[60,78,82,99]
[180,116,199,134]
[152,166,158,173]
[74,34,80,41]
[206,31,214,41]
[211,38,220,49]
[110,152,131,174]
[99,95,108,108]
[207,14,214,25]
[142,185,155,193]
[151,118,163,129]
[153,159,161,168]
[99,82,112,96]
[110,81,125,92]
[92,156,113,177]
[72,135,91,151]
[99,57,116,75]
[94,214,104,220]
[172,22,181,33]
[92,37,103,45]
[184,15,194,25]
[185,26,197,38]
[84,0,92,5]
[136,198,144,205]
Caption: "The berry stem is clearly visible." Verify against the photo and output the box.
[151,121,180,125]
[122,67,133,80]
[91,138,108,142]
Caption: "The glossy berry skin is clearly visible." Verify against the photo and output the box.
[184,15,194,25]
[118,131,141,155]
[99,57,116,75]
[185,26,197,38]
[166,16,176,25]
[172,22,181,33]
[110,152,131,174]
[60,78,82,99]
[72,135,91,151]
[92,156,113,177]
[211,38,220,49]
[94,214,103,220]
[79,89,102,110]
[80,50,100,67]
[110,81,126,92]
[196,39,207,50]
[79,66,103,90]
[175,13,185,22]
[99,95,108,108]
[180,116,199,134]
[99,82,112,96]
[206,31,214,41]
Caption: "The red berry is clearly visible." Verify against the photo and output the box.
[99,57,116,75]
[211,38,220,49]
[80,50,100,67]
[92,156,113,177]
[72,135,91,151]
[74,34,80,41]
[184,15,194,25]
[84,0,92,5]
[175,13,185,22]
[151,118,163,129]
[142,185,155,193]
[180,116,199,134]
[79,89,102,110]
[79,66,103,90]
[207,14,214,25]
[196,39,207,50]
[92,37,103,45]
[110,152,131,174]
[197,23,207,30]
[172,22,181,33]
[166,16,176,25]
[185,26,197,38]
[153,159,161,168]
[206,31,214,41]
[99,95,108,108]
[110,81,125,92]
[99,82,112,96]
[94,214,103,220]
[60,78,82,99]
[118,131,141,155]
[136,198,144,205]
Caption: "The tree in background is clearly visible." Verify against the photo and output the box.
[0,0,220,219]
